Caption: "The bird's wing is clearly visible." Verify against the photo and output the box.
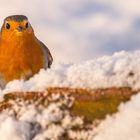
[38,40,53,68]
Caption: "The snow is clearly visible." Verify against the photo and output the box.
[93,92,140,140]
[0,50,140,139]
[0,93,86,140]
[0,116,31,140]
[1,92,140,140]
[1,50,140,96]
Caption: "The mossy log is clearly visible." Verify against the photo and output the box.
[1,87,138,122]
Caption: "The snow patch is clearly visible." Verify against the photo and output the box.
[1,50,140,97]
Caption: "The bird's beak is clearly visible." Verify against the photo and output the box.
[17,26,23,32]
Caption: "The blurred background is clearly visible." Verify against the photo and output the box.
[0,0,140,62]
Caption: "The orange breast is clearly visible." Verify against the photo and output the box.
[0,35,44,83]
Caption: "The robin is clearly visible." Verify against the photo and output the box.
[0,15,53,88]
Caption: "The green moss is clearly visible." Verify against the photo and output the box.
[71,95,130,122]
[3,88,134,122]
[4,94,14,101]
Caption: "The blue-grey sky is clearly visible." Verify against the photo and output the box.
[0,0,140,62]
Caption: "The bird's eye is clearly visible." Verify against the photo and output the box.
[5,23,10,30]
[25,22,29,28]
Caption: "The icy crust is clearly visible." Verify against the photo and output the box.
[1,50,140,96]
[0,93,95,140]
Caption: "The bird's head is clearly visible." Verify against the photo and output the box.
[0,15,34,40]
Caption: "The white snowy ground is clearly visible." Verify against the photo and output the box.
[0,50,140,140]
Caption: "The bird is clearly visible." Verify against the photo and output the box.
[0,15,53,88]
